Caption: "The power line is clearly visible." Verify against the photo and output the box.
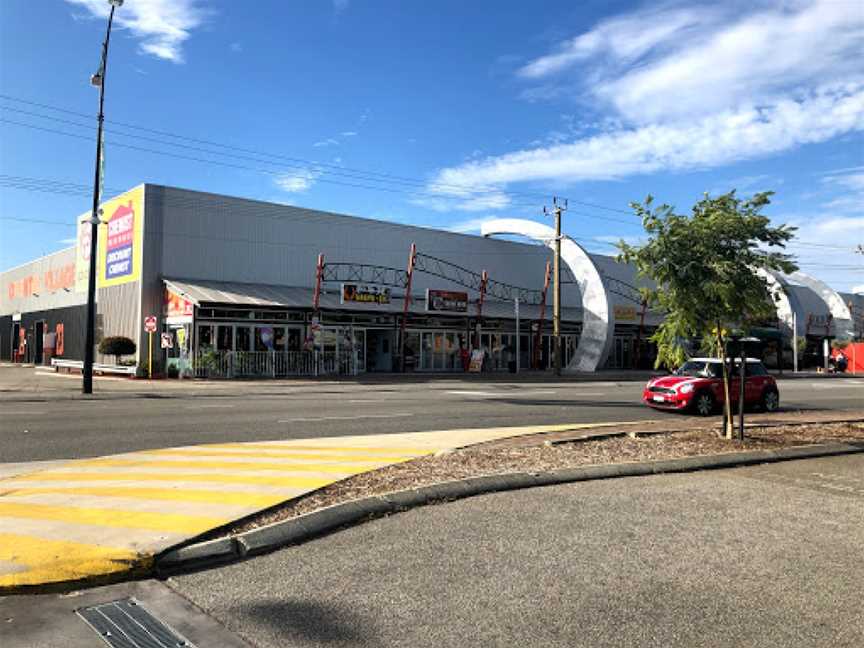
[0,93,637,216]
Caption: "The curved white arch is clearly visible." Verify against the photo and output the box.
[788,271,854,340]
[481,218,613,372]
[754,268,800,334]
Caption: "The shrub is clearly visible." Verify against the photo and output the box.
[98,336,137,364]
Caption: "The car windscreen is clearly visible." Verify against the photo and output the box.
[675,361,723,377]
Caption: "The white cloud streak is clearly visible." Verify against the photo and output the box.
[275,169,320,193]
[433,84,864,188]
[428,1,864,196]
[65,0,206,63]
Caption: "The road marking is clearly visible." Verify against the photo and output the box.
[0,533,143,588]
[183,404,235,409]
[142,448,419,462]
[2,410,43,416]
[0,486,290,507]
[13,471,338,488]
[278,413,413,423]
[0,501,227,534]
[76,457,404,472]
[198,442,436,454]
[348,399,384,403]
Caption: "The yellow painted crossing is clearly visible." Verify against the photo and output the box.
[0,421,619,590]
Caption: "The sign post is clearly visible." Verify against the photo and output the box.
[144,315,157,379]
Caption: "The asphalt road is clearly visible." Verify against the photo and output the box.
[1,367,862,462]
[170,453,864,648]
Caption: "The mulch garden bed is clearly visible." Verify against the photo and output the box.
[221,420,864,537]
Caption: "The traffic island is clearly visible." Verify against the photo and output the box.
[157,418,864,575]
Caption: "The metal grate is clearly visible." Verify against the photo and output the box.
[77,598,195,648]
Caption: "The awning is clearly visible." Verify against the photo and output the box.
[163,278,583,322]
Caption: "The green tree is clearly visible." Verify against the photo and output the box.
[618,191,797,438]
[98,336,137,365]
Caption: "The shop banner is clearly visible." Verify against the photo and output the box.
[468,349,484,373]
[613,305,638,321]
[341,282,391,305]
[426,289,468,313]
[76,186,145,292]
[164,288,194,319]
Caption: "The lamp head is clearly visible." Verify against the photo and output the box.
[108,0,124,6]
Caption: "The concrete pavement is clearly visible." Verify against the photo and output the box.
[0,422,620,591]
[167,453,864,648]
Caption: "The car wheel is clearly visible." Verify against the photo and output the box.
[761,389,780,412]
[693,391,715,416]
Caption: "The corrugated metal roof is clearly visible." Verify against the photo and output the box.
[164,278,583,322]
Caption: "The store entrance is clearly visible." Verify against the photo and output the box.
[365,329,394,372]
[34,321,44,365]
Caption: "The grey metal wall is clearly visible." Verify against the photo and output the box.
[0,248,83,316]
[149,185,584,307]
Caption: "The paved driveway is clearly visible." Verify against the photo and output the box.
[171,454,864,648]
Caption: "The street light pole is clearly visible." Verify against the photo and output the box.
[83,0,122,395]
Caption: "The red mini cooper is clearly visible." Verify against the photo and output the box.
[642,358,780,416]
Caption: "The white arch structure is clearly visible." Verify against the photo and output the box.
[481,218,613,372]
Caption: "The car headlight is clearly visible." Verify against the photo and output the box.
[679,383,694,394]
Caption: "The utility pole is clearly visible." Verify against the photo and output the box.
[544,197,567,376]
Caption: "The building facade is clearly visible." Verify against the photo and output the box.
[1,184,860,375]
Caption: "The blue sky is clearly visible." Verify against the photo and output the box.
[1,0,862,291]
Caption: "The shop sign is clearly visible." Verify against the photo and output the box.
[164,288,194,318]
[341,282,391,305]
[613,305,638,321]
[426,289,468,313]
[76,186,145,292]
[5,264,75,302]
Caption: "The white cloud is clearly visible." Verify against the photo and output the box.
[333,0,350,13]
[341,131,357,137]
[230,42,242,53]
[65,0,206,63]
[519,0,864,124]
[445,218,492,234]
[274,169,320,193]
[313,138,339,148]
[411,189,512,213]
[822,166,864,193]
[425,1,864,202]
[432,84,864,188]
[58,238,77,246]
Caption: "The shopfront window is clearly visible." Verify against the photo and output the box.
[198,324,214,350]
[254,326,274,351]
[217,325,233,351]
[235,326,252,352]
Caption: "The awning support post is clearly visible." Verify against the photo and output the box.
[399,243,416,372]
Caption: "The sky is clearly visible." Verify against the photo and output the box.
[1,0,862,292]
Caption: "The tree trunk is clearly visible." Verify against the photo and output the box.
[717,325,733,439]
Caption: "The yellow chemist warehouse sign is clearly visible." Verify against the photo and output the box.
[75,186,144,292]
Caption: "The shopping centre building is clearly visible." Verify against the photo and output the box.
[1,184,861,376]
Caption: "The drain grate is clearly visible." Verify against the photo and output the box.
[77,598,195,648]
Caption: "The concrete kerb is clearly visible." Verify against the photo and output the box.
[154,440,864,577]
